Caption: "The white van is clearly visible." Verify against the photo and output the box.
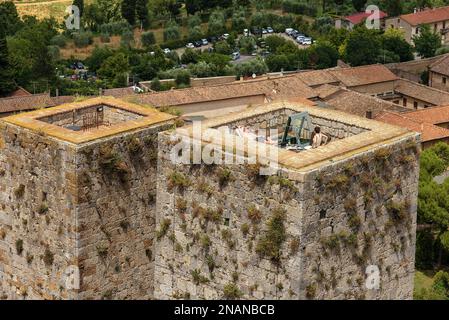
[285,28,294,35]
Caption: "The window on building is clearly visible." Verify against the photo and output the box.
[403,98,407,106]
[393,100,399,104]
[416,27,420,34]
[435,24,438,32]
[414,101,418,109]
[444,21,447,29]
[424,105,430,108]
[443,77,447,84]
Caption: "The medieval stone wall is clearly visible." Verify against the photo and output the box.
[298,136,420,300]
[0,122,78,300]
[74,123,173,300]
[154,129,420,300]
[155,131,305,300]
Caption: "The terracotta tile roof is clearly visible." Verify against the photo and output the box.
[133,76,317,107]
[344,11,388,25]
[328,64,399,87]
[321,87,409,118]
[51,96,76,106]
[402,104,449,125]
[401,6,449,26]
[295,70,340,87]
[313,84,342,99]
[103,87,136,98]
[375,111,449,142]
[394,78,449,106]
[429,53,449,76]
[0,93,55,114]
[5,87,31,98]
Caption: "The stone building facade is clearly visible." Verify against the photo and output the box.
[0,97,175,299]
[154,103,420,300]
[0,98,420,300]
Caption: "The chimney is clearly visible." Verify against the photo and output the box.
[366,111,373,119]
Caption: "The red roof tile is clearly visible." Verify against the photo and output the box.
[401,6,449,26]
[375,111,449,142]
[329,64,398,87]
[344,11,388,25]
[403,104,449,125]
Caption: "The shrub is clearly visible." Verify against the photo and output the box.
[348,213,361,230]
[175,70,191,87]
[200,234,211,249]
[99,20,131,36]
[141,31,156,48]
[50,34,67,48]
[73,32,93,48]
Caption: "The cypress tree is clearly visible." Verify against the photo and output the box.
[136,0,149,29]
[121,0,137,26]
[0,37,17,96]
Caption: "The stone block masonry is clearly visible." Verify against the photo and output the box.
[154,102,420,300]
[0,97,420,300]
[0,97,175,299]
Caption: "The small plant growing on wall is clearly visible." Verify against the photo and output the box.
[206,255,216,273]
[386,200,408,223]
[175,198,188,213]
[156,219,172,240]
[327,174,349,190]
[223,283,243,299]
[15,239,24,255]
[167,171,191,192]
[305,283,316,299]
[43,248,54,267]
[289,238,300,255]
[241,223,250,237]
[196,180,214,197]
[190,269,209,285]
[200,234,211,250]
[96,244,109,260]
[14,184,25,199]
[245,163,268,185]
[127,136,143,155]
[247,205,262,224]
[217,168,233,188]
[38,203,49,215]
[99,145,130,179]
[255,207,286,264]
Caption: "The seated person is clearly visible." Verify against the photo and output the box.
[311,126,329,149]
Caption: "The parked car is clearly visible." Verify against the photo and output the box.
[262,28,268,34]
[296,36,305,44]
[186,43,195,49]
[244,29,249,36]
[222,33,230,39]
[302,37,312,45]
[231,52,240,60]
[201,38,208,45]
[163,48,171,54]
[208,36,218,43]
[194,40,202,47]
[267,27,274,33]
[285,28,294,35]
